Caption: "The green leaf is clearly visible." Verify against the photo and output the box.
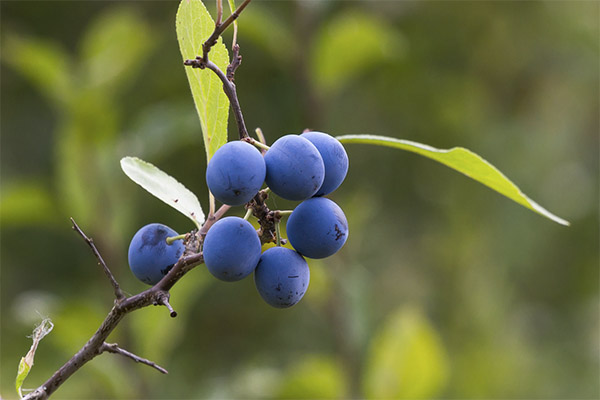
[3,34,73,105]
[15,357,31,398]
[337,134,569,226]
[16,318,54,398]
[363,307,449,399]
[311,12,405,95]
[120,157,204,228]
[79,7,154,91]
[176,0,230,160]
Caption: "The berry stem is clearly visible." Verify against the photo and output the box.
[243,136,270,151]
[243,208,253,221]
[255,127,267,144]
[275,221,282,246]
[166,234,186,245]
[277,210,293,216]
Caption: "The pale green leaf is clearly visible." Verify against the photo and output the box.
[16,357,31,398]
[337,134,569,226]
[311,12,405,95]
[176,0,230,160]
[120,157,204,228]
[79,7,153,90]
[363,307,449,399]
[3,34,73,105]
[16,318,54,398]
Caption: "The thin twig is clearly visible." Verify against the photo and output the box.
[226,43,242,82]
[70,218,125,301]
[156,292,178,318]
[100,342,168,374]
[184,59,248,139]
[216,0,223,26]
[201,0,252,62]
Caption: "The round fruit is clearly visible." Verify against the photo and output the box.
[300,131,348,196]
[254,247,310,308]
[264,135,325,201]
[286,197,348,259]
[206,141,266,206]
[203,216,261,282]
[128,223,185,285]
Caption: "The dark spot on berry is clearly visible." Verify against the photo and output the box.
[161,264,174,275]
[334,224,345,241]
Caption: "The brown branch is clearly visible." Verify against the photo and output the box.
[201,0,252,63]
[184,58,248,139]
[100,342,168,374]
[227,43,242,82]
[156,292,177,318]
[21,230,212,400]
[70,217,125,301]
[215,0,223,26]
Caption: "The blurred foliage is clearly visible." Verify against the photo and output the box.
[1,1,598,399]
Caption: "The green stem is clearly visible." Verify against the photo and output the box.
[166,234,186,245]
[243,208,253,221]
[277,210,293,216]
[275,221,282,247]
[250,138,270,151]
[255,127,267,145]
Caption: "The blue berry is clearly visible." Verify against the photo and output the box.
[128,223,185,285]
[264,135,325,201]
[254,247,310,308]
[203,217,261,282]
[300,131,348,196]
[286,197,348,259]
[206,141,266,206]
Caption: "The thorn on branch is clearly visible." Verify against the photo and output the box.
[183,57,206,69]
[227,44,242,82]
[100,342,168,374]
[70,218,125,301]
[156,292,177,318]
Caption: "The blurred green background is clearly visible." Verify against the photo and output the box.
[1,1,598,399]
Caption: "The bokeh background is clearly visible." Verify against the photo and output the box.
[1,1,598,399]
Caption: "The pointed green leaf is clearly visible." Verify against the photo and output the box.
[3,34,73,105]
[337,134,569,226]
[16,357,31,398]
[363,307,449,399]
[176,0,230,160]
[79,7,154,91]
[120,157,204,228]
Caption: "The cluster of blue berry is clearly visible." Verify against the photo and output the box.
[128,131,349,308]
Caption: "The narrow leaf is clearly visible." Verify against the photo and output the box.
[337,134,569,226]
[120,157,204,228]
[16,318,54,398]
[15,357,31,398]
[176,0,230,160]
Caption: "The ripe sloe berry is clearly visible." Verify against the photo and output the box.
[128,223,185,285]
[264,135,324,201]
[206,141,266,206]
[203,216,261,282]
[300,131,348,196]
[286,197,348,259]
[254,247,310,308]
